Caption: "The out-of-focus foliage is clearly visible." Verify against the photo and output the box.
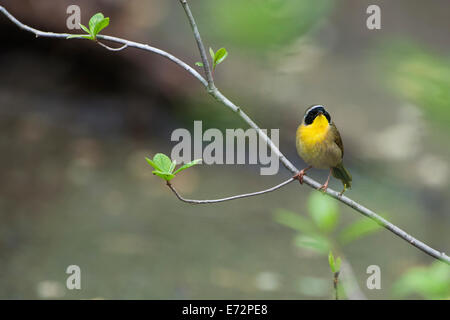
[274,192,385,298]
[274,208,315,234]
[274,191,383,255]
[294,234,330,254]
[381,42,450,128]
[392,261,450,299]
[199,0,333,51]
[338,217,383,245]
[308,192,339,233]
[276,192,449,300]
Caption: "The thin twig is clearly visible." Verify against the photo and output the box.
[333,271,340,300]
[0,6,207,87]
[166,178,295,204]
[1,5,449,265]
[96,40,128,51]
[179,0,215,90]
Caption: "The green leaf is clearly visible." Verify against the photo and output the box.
[338,217,383,245]
[294,234,330,254]
[67,34,94,40]
[273,209,316,234]
[195,62,204,67]
[214,47,228,65]
[173,159,202,175]
[145,157,160,171]
[152,153,173,173]
[328,251,336,273]
[89,13,105,35]
[152,170,175,181]
[335,257,341,272]
[79,23,91,35]
[308,191,339,233]
[93,17,110,37]
[209,47,215,60]
[67,23,94,40]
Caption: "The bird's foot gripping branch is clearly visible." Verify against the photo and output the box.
[0,1,448,267]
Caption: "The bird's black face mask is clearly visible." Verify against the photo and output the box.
[304,105,331,125]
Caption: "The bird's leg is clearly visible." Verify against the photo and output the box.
[293,166,312,184]
[318,168,332,192]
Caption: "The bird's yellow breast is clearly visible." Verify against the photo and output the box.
[297,114,329,147]
[296,114,334,168]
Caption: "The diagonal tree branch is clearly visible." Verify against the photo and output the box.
[1,5,449,265]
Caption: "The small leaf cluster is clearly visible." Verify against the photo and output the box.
[146,153,201,181]
[328,251,341,274]
[196,47,228,71]
[67,13,110,40]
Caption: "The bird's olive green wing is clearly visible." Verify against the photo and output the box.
[331,122,344,158]
[330,122,352,192]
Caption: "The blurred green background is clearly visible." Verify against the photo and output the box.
[0,0,449,299]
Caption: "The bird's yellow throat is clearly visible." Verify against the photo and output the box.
[298,114,329,147]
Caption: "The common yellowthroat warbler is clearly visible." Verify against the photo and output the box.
[294,105,352,194]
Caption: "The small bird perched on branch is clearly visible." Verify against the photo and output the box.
[294,105,352,194]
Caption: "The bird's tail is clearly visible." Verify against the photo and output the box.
[332,163,352,193]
